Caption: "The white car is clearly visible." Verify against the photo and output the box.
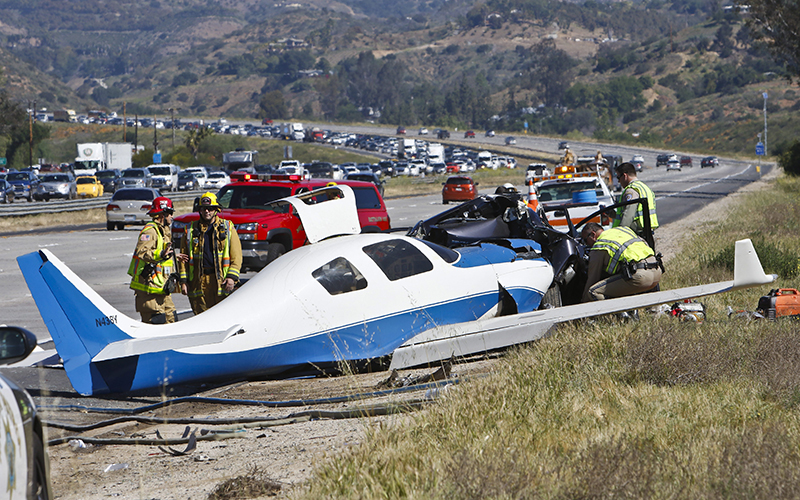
[418,127,429,135]
[105,187,161,231]
[185,167,209,187]
[666,159,682,171]
[205,171,231,189]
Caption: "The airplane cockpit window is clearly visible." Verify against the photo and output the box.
[312,257,367,295]
[363,239,434,281]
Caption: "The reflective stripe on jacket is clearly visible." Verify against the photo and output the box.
[128,221,174,294]
[592,226,655,275]
[613,180,659,230]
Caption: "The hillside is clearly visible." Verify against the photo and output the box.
[0,0,796,159]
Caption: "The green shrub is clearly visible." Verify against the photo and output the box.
[701,237,800,278]
[778,140,800,176]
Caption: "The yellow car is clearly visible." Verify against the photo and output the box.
[76,175,104,198]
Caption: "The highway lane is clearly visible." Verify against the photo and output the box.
[634,157,766,226]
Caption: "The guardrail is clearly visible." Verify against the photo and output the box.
[0,191,199,217]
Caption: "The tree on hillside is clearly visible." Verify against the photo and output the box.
[258,91,287,120]
[518,40,577,106]
[0,90,26,138]
[0,91,50,169]
[742,0,800,78]
[316,75,342,121]
[713,22,735,58]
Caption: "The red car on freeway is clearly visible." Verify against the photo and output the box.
[442,175,478,204]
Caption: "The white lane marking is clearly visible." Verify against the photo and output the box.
[655,164,754,201]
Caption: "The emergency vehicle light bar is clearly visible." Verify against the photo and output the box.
[230,172,303,182]
[526,171,597,185]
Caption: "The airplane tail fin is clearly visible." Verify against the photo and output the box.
[733,238,777,289]
[17,249,136,395]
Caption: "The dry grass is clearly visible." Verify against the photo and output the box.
[294,173,800,499]
[207,466,281,499]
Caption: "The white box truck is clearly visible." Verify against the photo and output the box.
[401,138,417,159]
[280,122,305,141]
[427,143,444,164]
[74,143,132,176]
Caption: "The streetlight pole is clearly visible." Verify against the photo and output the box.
[762,91,768,156]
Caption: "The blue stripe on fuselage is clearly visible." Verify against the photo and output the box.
[110,287,544,393]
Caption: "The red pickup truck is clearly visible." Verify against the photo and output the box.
[172,175,391,271]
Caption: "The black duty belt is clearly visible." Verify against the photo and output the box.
[633,260,660,270]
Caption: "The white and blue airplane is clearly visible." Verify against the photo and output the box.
[18,185,776,396]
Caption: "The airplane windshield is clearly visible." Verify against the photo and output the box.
[362,239,433,281]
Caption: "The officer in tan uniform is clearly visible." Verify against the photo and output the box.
[613,162,659,242]
[581,222,663,302]
[128,196,187,323]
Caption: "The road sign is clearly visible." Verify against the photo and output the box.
[0,158,6,166]
[153,152,162,163]
[756,142,765,156]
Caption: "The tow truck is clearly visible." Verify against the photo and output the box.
[526,162,614,233]
[172,173,391,271]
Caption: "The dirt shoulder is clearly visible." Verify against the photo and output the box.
[45,361,494,499]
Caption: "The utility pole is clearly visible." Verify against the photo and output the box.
[134,114,139,150]
[170,108,176,149]
[122,102,127,142]
[153,115,158,154]
[28,100,35,168]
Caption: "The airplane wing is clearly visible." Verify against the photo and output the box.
[390,238,776,370]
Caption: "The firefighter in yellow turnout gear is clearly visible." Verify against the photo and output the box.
[128,196,187,323]
[581,223,663,302]
[179,192,243,315]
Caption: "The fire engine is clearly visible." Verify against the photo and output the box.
[526,163,614,233]
[172,173,391,271]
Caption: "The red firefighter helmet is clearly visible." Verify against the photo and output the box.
[147,196,174,216]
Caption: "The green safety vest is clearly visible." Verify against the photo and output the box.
[181,218,238,298]
[128,221,175,294]
[613,180,659,230]
[592,226,655,275]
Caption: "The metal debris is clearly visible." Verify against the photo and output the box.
[377,355,453,389]
[157,426,198,456]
